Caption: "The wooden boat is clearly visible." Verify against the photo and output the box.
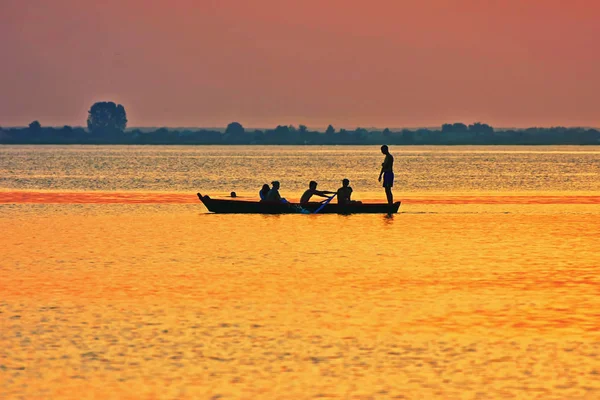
[197,193,400,214]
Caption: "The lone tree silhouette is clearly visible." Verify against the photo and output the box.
[325,125,335,135]
[87,102,127,133]
[225,122,245,136]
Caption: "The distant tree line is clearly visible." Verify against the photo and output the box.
[1,102,599,145]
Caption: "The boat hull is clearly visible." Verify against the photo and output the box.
[197,193,400,214]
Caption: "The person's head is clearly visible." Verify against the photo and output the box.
[342,178,350,187]
[271,181,280,189]
[261,184,270,192]
[309,180,317,189]
[381,145,389,154]
[230,191,237,198]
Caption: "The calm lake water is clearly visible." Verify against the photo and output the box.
[1,145,599,399]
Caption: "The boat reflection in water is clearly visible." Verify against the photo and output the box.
[197,193,401,214]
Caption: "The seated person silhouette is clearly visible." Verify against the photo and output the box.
[337,178,361,205]
[300,181,335,204]
[259,184,270,201]
[266,181,288,203]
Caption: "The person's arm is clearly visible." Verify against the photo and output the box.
[379,156,386,181]
[315,190,335,197]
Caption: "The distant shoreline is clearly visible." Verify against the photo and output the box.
[2,123,599,145]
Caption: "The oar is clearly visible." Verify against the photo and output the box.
[313,193,336,214]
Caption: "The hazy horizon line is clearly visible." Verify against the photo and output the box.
[3,124,600,131]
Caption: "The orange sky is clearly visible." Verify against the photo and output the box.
[1,0,599,128]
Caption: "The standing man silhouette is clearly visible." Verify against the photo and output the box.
[378,145,394,205]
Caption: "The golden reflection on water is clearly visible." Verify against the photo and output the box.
[1,203,599,399]
[1,145,599,398]
[1,145,599,194]
[1,190,600,205]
